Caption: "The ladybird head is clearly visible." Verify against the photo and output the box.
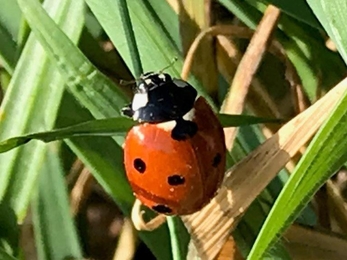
[121,72,197,124]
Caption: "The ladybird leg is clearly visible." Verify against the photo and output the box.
[131,199,167,231]
[171,118,198,141]
[121,104,134,118]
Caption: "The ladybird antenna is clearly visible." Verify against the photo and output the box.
[159,57,178,73]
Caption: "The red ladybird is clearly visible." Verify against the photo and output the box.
[122,72,226,215]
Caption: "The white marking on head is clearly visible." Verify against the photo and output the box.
[144,78,152,85]
[132,93,148,111]
[156,120,177,131]
[133,110,140,121]
[138,83,146,93]
[173,79,188,88]
[183,108,195,121]
[158,73,166,81]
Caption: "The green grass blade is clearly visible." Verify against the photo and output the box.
[248,1,347,258]
[0,0,84,220]
[307,0,347,64]
[116,0,143,76]
[0,249,18,260]
[0,113,281,153]
[85,0,178,74]
[0,0,21,73]
[85,0,214,106]
[0,0,21,39]
[0,204,19,257]
[0,118,135,153]
[146,0,181,51]
[167,217,189,260]
[247,80,347,259]
[17,0,128,119]
[255,0,320,28]
[218,114,283,127]
[33,147,82,260]
[0,25,17,74]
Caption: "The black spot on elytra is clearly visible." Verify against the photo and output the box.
[168,175,185,186]
[171,119,198,141]
[134,158,146,173]
[212,153,222,167]
[152,205,172,214]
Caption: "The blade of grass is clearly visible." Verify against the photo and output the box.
[252,0,320,28]
[0,25,17,74]
[32,146,82,260]
[219,0,317,100]
[248,1,347,258]
[116,0,143,76]
[0,0,21,39]
[0,118,135,153]
[247,82,347,259]
[0,0,85,221]
[17,0,129,119]
[85,0,215,107]
[307,0,347,64]
[0,114,281,153]
[0,0,21,73]
[146,0,181,51]
[0,204,19,257]
[0,249,18,260]
[167,217,189,260]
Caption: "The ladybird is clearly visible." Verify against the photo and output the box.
[122,72,226,215]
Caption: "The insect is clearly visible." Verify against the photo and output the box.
[122,72,226,215]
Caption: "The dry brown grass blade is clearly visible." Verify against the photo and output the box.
[167,0,218,95]
[113,218,137,260]
[216,35,283,127]
[181,77,347,259]
[181,25,253,81]
[216,236,244,260]
[327,179,347,233]
[285,224,347,259]
[70,167,94,215]
[221,5,281,148]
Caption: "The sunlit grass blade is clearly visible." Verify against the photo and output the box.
[0,0,21,73]
[146,0,181,51]
[17,0,128,119]
[0,0,84,221]
[85,0,179,75]
[0,117,135,153]
[85,0,214,106]
[32,148,82,260]
[247,81,347,259]
[116,0,143,76]
[307,0,347,64]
